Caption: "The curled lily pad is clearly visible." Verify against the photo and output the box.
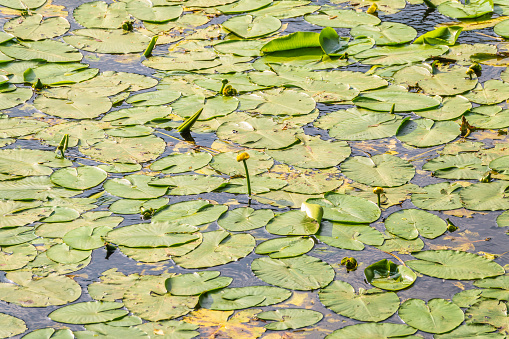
[364,259,417,291]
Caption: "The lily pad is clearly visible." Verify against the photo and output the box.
[165,271,232,296]
[0,40,82,62]
[222,15,281,39]
[0,272,81,307]
[317,222,384,250]
[51,166,107,190]
[307,193,381,223]
[353,89,441,112]
[150,152,211,174]
[126,1,183,23]
[106,222,199,248]
[0,244,37,271]
[64,29,151,54]
[341,154,415,187]
[326,323,417,339]
[460,181,509,211]
[63,226,111,250]
[153,200,227,226]
[255,236,314,258]
[399,298,464,334]
[257,309,323,330]
[351,22,417,45]
[406,250,505,279]
[364,259,417,291]
[217,207,274,232]
[267,134,350,169]
[104,175,167,199]
[0,313,26,339]
[304,9,381,28]
[49,301,128,324]
[199,286,291,310]
[251,255,335,290]
[266,210,319,236]
[423,153,487,180]
[4,14,69,41]
[173,230,255,269]
[73,1,129,29]
[411,182,464,210]
[46,243,91,264]
[385,209,447,240]
[464,80,509,104]
[319,280,400,322]
[438,0,494,19]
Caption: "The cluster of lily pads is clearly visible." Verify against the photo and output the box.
[1,0,509,337]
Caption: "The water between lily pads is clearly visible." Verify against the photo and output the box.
[0,0,508,338]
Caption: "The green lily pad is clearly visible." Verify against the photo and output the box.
[81,135,166,164]
[385,209,447,240]
[317,222,384,250]
[0,176,80,201]
[104,175,167,199]
[49,301,128,324]
[51,166,107,190]
[0,244,37,271]
[46,243,91,264]
[399,298,464,334]
[255,236,314,258]
[355,44,448,66]
[4,14,69,41]
[106,222,199,248]
[64,29,151,54]
[199,286,291,310]
[34,91,112,119]
[0,200,49,228]
[414,26,463,45]
[150,152,211,174]
[434,324,504,339]
[417,96,471,120]
[351,22,417,46]
[216,117,298,149]
[465,107,509,129]
[267,134,350,169]
[173,230,255,269]
[217,207,274,232]
[411,182,465,210]
[218,0,272,14]
[74,324,148,338]
[364,259,417,291]
[438,0,493,19]
[251,89,316,116]
[153,200,227,226]
[0,40,82,62]
[165,271,232,296]
[73,1,129,29]
[326,323,417,339]
[304,9,381,28]
[0,272,81,307]
[136,321,199,339]
[497,210,509,227]
[222,15,281,39]
[24,63,98,86]
[63,226,111,250]
[341,154,415,187]
[419,69,477,96]
[0,87,33,110]
[126,89,180,106]
[406,250,505,279]
[464,80,509,104]
[353,89,441,112]
[316,108,405,141]
[423,153,486,180]
[307,193,381,223]
[251,255,335,290]
[109,197,168,215]
[460,181,509,211]
[22,328,74,339]
[126,1,182,23]
[266,210,319,236]
[150,175,226,196]
[257,309,323,330]
[0,227,37,246]
[319,280,400,322]
[0,313,26,338]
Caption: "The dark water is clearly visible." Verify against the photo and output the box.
[0,0,508,338]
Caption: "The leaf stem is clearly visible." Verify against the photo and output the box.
[242,159,251,198]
